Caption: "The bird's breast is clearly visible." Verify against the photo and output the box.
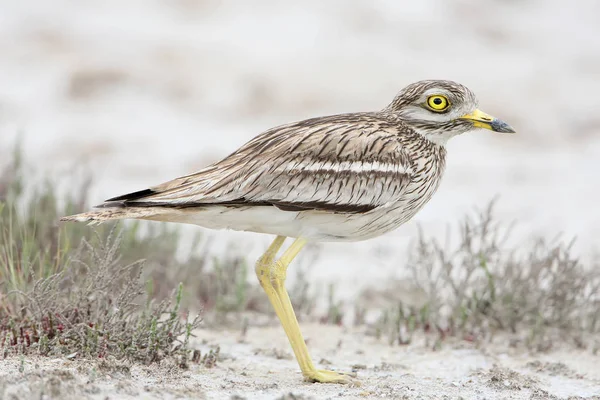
[395,144,447,217]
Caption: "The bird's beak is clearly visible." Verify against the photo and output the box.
[459,109,516,133]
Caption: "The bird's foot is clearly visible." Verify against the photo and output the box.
[304,369,360,385]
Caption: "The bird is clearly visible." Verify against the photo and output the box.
[61,79,515,384]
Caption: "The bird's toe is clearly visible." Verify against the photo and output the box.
[304,369,360,385]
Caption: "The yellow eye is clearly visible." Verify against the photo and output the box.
[427,95,450,111]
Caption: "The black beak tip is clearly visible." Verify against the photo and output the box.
[491,119,516,133]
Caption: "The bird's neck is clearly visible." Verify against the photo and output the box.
[410,126,453,147]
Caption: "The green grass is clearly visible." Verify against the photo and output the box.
[0,150,206,363]
[365,202,600,351]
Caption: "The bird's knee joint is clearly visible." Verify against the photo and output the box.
[255,257,274,284]
[269,261,287,284]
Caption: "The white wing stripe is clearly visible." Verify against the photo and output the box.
[287,160,412,175]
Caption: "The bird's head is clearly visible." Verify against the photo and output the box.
[384,80,515,146]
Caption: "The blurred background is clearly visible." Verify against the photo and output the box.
[1,0,599,298]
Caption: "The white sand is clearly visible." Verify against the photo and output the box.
[2,323,599,399]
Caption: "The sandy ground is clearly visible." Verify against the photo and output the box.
[2,323,599,399]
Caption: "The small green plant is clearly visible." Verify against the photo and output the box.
[1,229,202,362]
[373,301,425,346]
[0,148,206,362]
[365,202,600,350]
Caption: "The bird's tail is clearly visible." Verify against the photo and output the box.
[60,206,167,225]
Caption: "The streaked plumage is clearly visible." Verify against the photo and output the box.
[62,79,514,384]
[63,80,512,240]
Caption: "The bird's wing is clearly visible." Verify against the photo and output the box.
[104,113,415,213]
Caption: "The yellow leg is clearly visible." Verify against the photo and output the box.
[255,236,359,385]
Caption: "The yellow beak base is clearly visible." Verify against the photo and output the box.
[460,109,515,133]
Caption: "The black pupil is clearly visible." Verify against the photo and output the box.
[433,97,443,105]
